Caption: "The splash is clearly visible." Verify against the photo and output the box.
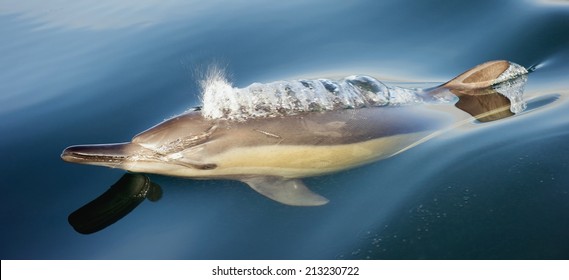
[494,74,528,114]
[200,68,423,120]
[494,62,528,84]
[199,63,528,120]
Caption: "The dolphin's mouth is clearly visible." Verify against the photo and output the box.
[61,143,132,165]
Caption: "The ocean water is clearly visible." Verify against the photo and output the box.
[1,0,568,259]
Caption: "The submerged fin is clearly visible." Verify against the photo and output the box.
[243,177,329,206]
[68,173,161,234]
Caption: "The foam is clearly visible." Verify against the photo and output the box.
[494,62,528,85]
[494,74,528,114]
[488,62,528,114]
[200,71,423,120]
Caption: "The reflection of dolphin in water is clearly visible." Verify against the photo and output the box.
[62,60,528,208]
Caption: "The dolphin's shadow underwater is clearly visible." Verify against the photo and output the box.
[63,60,536,234]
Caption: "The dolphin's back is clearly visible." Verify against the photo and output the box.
[215,105,451,146]
[133,104,450,149]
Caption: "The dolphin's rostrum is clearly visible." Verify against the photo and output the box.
[62,60,528,206]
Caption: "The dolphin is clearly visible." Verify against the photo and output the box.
[62,60,528,206]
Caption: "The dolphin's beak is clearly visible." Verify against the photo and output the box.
[62,142,214,171]
[61,143,139,167]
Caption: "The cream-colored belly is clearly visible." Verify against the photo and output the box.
[201,132,426,178]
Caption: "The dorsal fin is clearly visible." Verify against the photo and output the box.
[424,61,528,122]
[442,60,526,90]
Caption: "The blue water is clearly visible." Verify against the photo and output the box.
[1,0,568,259]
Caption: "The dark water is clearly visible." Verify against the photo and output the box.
[1,0,568,259]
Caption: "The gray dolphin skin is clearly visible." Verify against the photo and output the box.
[62,60,528,206]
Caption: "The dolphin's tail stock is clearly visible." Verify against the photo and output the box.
[426,60,529,122]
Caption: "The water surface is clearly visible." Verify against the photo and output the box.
[1,0,568,259]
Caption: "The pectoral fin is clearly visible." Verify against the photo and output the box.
[242,177,329,206]
[68,173,162,234]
